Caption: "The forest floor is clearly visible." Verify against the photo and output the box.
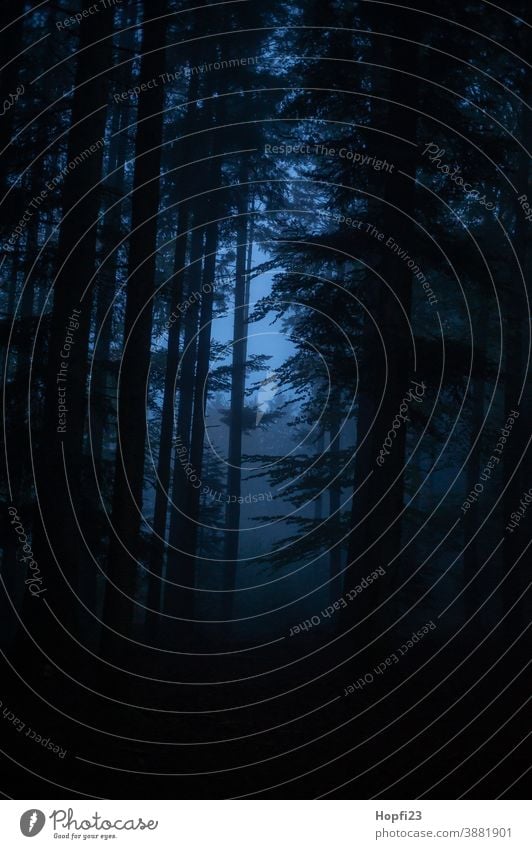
[1,621,529,799]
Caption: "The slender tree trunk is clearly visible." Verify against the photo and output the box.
[101,2,167,658]
[163,222,205,626]
[8,154,43,513]
[158,90,223,637]
[182,218,220,563]
[146,71,200,636]
[91,80,131,469]
[145,202,190,633]
[502,97,531,633]
[342,26,420,634]
[175,127,224,600]
[222,180,249,621]
[314,429,325,523]
[328,406,343,602]
[1,251,19,377]
[81,90,130,640]
[463,294,487,619]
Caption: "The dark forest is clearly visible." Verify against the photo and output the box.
[0,0,530,800]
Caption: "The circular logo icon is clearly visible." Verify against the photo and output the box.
[20,810,46,837]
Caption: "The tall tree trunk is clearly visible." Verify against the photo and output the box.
[158,87,223,637]
[90,40,132,470]
[502,96,531,633]
[173,121,225,627]
[1,251,19,377]
[314,428,325,523]
[82,82,130,641]
[101,2,167,658]
[146,71,201,637]
[181,218,220,568]
[222,179,249,622]
[163,222,205,626]
[145,201,190,635]
[327,405,343,602]
[8,153,44,513]
[463,293,487,619]
[19,4,114,665]
[342,24,420,635]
